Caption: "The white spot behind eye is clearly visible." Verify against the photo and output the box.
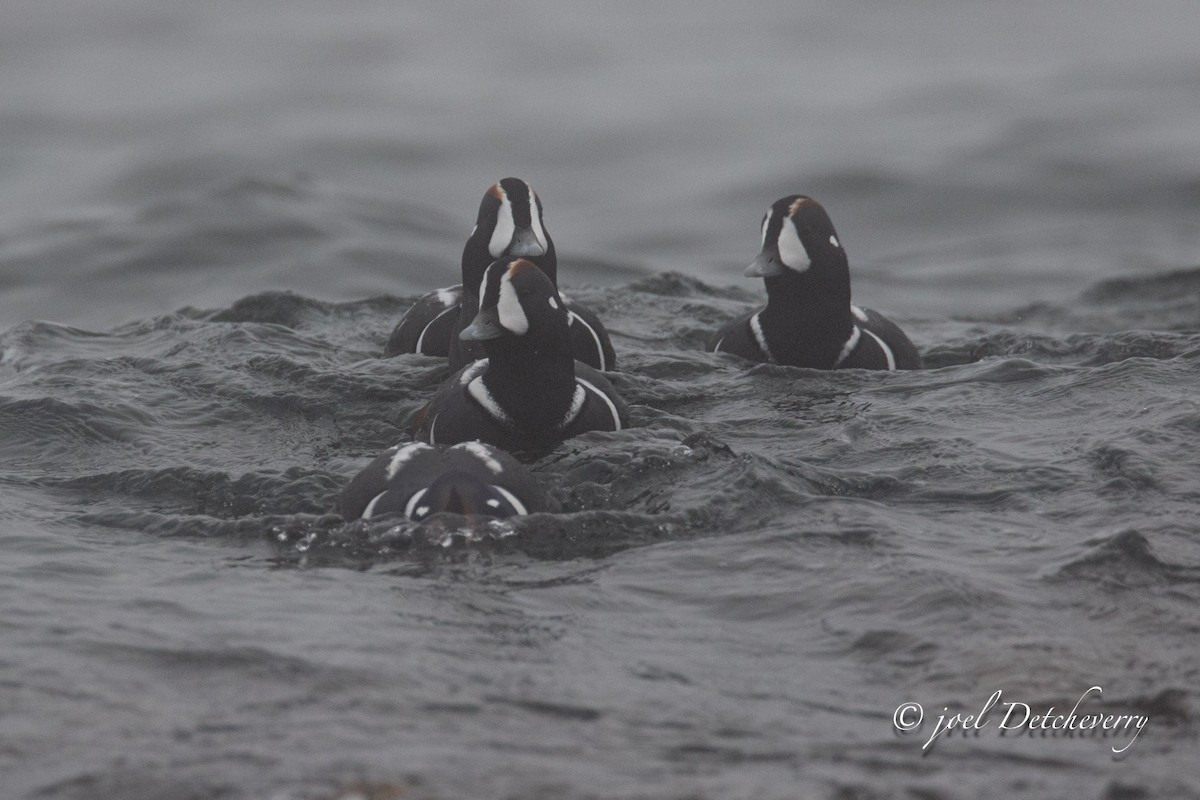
[488,193,515,257]
[776,218,811,272]
[497,276,529,335]
[548,295,559,309]
[829,235,840,248]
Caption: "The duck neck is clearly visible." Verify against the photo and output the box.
[760,265,853,367]
[482,337,577,431]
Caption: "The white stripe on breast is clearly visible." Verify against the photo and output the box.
[576,377,622,430]
[834,326,862,368]
[567,310,607,371]
[862,328,896,370]
[749,312,775,362]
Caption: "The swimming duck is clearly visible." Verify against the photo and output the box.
[708,195,920,369]
[341,441,547,520]
[412,256,627,458]
[385,178,616,371]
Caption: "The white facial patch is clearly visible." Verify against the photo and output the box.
[488,191,516,257]
[386,442,433,479]
[496,275,529,335]
[760,214,770,247]
[776,218,811,272]
[527,186,548,252]
[829,235,840,248]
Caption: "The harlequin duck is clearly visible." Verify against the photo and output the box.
[341,441,548,521]
[384,178,617,372]
[707,195,920,370]
[412,257,628,458]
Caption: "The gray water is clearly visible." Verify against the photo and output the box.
[2,2,1199,799]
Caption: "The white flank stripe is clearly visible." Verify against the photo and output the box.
[386,442,433,479]
[362,491,387,520]
[404,488,429,519]
[567,310,607,370]
[776,218,811,272]
[414,305,457,354]
[576,377,622,430]
[749,312,774,362]
[834,326,862,367]
[455,441,504,474]
[863,328,896,370]
[712,336,726,352]
[427,414,438,444]
[468,377,512,424]
[488,193,515,257]
[436,287,459,307]
[490,485,529,516]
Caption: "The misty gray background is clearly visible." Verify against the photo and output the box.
[3,0,1199,328]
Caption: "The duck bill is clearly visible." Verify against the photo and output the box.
[744,250,784,278]
[459,307,505,340]
[507,226,546,257]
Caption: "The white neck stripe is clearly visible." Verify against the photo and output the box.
[468,376,513,425]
